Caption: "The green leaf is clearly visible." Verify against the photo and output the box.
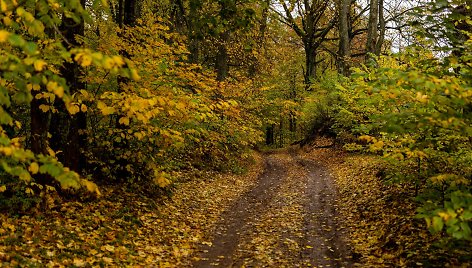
[8,34,25,47]
[431,216,444,233]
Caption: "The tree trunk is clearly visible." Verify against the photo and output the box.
[248,0,270,77]
[170,0,187,33]
[304,43,317,88]
[365,0,379,64]
[374,0,385,56]
[338,0,351,76]
[124,0,140,27]
[116,0,140,27]
[216,32,229,81]
[289,73,297,132]
[30,94,50,155]
[50,0,87,174]
[265,125,274,145]
[189,39,200,64]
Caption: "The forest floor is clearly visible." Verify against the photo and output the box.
[0,145,469,267]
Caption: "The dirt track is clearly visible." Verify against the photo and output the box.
[193,150,352,267]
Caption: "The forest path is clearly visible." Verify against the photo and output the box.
[193,150,352,267]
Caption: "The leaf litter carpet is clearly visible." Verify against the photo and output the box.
[0,149,354,267]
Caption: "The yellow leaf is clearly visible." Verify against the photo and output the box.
[112,55,124,66]
[66,103,80,115]
[0,185,6,193]
[39,104,49,112]
[154,176,171,188]
[0,29,10,42]
[103,57,114,69]
[29,162,39,174]
[0,0,7,12]
[1,147,13,156]
[416,92,429,103]
[134,132,143,140]
[34,60,47,71]
[74,53,92,67]
[97,101,115,115]
[80,104,87,112]
[50,2,60,9]
[176,102,186,110]
[101,0,109,8]
[157,97,166,106]
[46,147,56,157]
[81,179,101,196]
[25,187,34,195]
[130,69,140,80]
[72,259,86,267]
[3,16,12,26]
[118,117,130,126]
[53,86,64,98]
[102,257,113,264]
[101,244,115,252]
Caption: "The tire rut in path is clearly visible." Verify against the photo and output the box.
[297,157,352,267]
[193,153,287,267]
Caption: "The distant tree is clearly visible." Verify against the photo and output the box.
[273,0,337,87]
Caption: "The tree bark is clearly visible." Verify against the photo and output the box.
[365,0,383,65]
[304,43,317,87]
[248,0,270,77]
[374,0,385,56]
[265,125,274,145]
[289,73,297,132]
[216,31,230,81]
[49,0,87,174]
[116,0,140,27]
[30,94,50,155]
[337,0,351,76]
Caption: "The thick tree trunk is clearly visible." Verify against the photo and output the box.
[117,0,140,27]
[187,0,202,64]
[374,0,385,56]
[365,0,379,64]
[304,43,317,87]
[338,0,351,76]
[49,0,87,174]
[124,0,140,26]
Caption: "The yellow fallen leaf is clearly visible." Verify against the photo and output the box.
[101,244,115,252]
[102,257,113,264]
